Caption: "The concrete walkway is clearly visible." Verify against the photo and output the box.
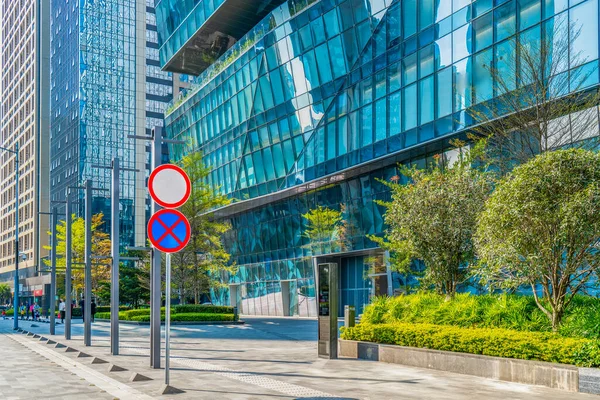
[1,317,595,399]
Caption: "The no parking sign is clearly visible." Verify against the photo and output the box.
[147,164,191,252]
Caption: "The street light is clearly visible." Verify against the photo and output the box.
[0,143,19,330]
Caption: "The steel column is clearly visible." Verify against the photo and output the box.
[150,127,162,368]
[13,143,19,330]
[84,180,92,347]
[165,253,172,384]
[64,190,72,340]
[49,207,57,335]
[110,158,120,355]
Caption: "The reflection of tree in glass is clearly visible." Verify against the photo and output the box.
[469,17,600,175]
[302,205,349,255]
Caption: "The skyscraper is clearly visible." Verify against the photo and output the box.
[50,0,148,246]
[0,0,50,290]
[157,0,600,317]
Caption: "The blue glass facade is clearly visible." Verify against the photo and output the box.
[50,0,144,246]
[159,0,600,316]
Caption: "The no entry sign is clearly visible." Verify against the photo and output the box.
[148,164,191,208]
[148,209,191,253]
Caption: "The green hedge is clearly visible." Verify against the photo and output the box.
[95,306,130,314]
[174,305,234,315]
[362,293,600,339]
[341,322,600,367]
[130,313,235,323]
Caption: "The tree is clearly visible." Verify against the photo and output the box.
[45,213,111,300]
[468,17,600,174]
[475,149,600,331]
[0,283,11,304]
[176,152,236,303]
[302,205,348,254]
[371,141,492,299]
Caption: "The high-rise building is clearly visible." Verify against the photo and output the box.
[50,0,148,247]
[0,0,51,295]
[156,0,600,316]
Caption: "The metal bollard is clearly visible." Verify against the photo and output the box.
[233,306,239,321]
[344,305,355,328]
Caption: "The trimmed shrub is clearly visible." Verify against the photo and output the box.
[341,322,600,367]
[360,293,600,337]
[174,305,234,315]
[129,313,235,323]
[95,306,130,314]
[95,312,111,320]
[5,309,13,316]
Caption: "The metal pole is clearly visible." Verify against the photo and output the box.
[49,207,57,335]
[165,253,171,385]
[110,158,120,355]
[64,190,72,340]
[13,143,19,330]
[150,127,162,368]
[84,180,92,346]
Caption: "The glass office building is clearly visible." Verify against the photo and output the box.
[157,0,600,316]
[50,0,151,246]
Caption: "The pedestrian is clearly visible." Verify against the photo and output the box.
[30,303,35,321]
[33,303,40,321]
[79,298,85,322]
[25,302,30,320]
[91,299,96,323]
[1,309,5,320]
[59,299,66,324]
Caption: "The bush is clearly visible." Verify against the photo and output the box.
[174,305,234,315]
[360,293,600,338]
[5,309,13,316]
[341,322,600,367]
[95,306,130,314]
[72,307,82,317]
[129,313,235,323]
[95,312,111,320]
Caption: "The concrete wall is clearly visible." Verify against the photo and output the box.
[339,340,600,395]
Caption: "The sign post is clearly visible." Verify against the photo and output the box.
[147,163,191,393]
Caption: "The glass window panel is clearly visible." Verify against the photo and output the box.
[419,0,435,29]
[338,116,348,155]
[543,0,568,18]
[519,0,541,30]
[419,45,435,77]
[453,24,472,61]
[403,0,417,37]
[570,0,599,68]
[435,0,453,21]
[495,1,516,41]
[436,34,453,69]
[315,43,333,83]
[419,76,434,124]
[388,62,402,92]
[388,91,402,135]
[375,98,387,141]
[436,67,453,117]
[495,38,517,94]
[362,105,373,146]
[454,58,472,111]
[403,53,418,85]
[474,48,494,103]
[403,83,418,130]
[474,12,494,52]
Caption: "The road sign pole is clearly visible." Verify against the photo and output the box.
[84,179,92,347]
[65,189,72,340]
[50,207,57,335]
[165,252,171,385]
[111,158,120,355]
[150,127,162,369]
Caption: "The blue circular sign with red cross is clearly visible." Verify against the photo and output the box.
[148,209,191,253]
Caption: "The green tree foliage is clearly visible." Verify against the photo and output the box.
[175,152,236,303]
[475,149,600,331]
[302,205,348,254]
[0,283,11,303]
[372,142,493,298]
[45,213,111,299]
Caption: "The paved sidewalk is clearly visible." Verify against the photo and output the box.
[0,328,113,400]
[2,317,597,399]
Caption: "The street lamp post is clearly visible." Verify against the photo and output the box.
[0,143,19,330]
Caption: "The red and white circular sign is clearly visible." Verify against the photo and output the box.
[148,164,191,208]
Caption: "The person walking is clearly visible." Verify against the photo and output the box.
[79,298,85,322]
[30,303,35,321]
[91,299,96,323]
[25,302,30,320]
[33,303,40,321]
[59,299,66,324]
